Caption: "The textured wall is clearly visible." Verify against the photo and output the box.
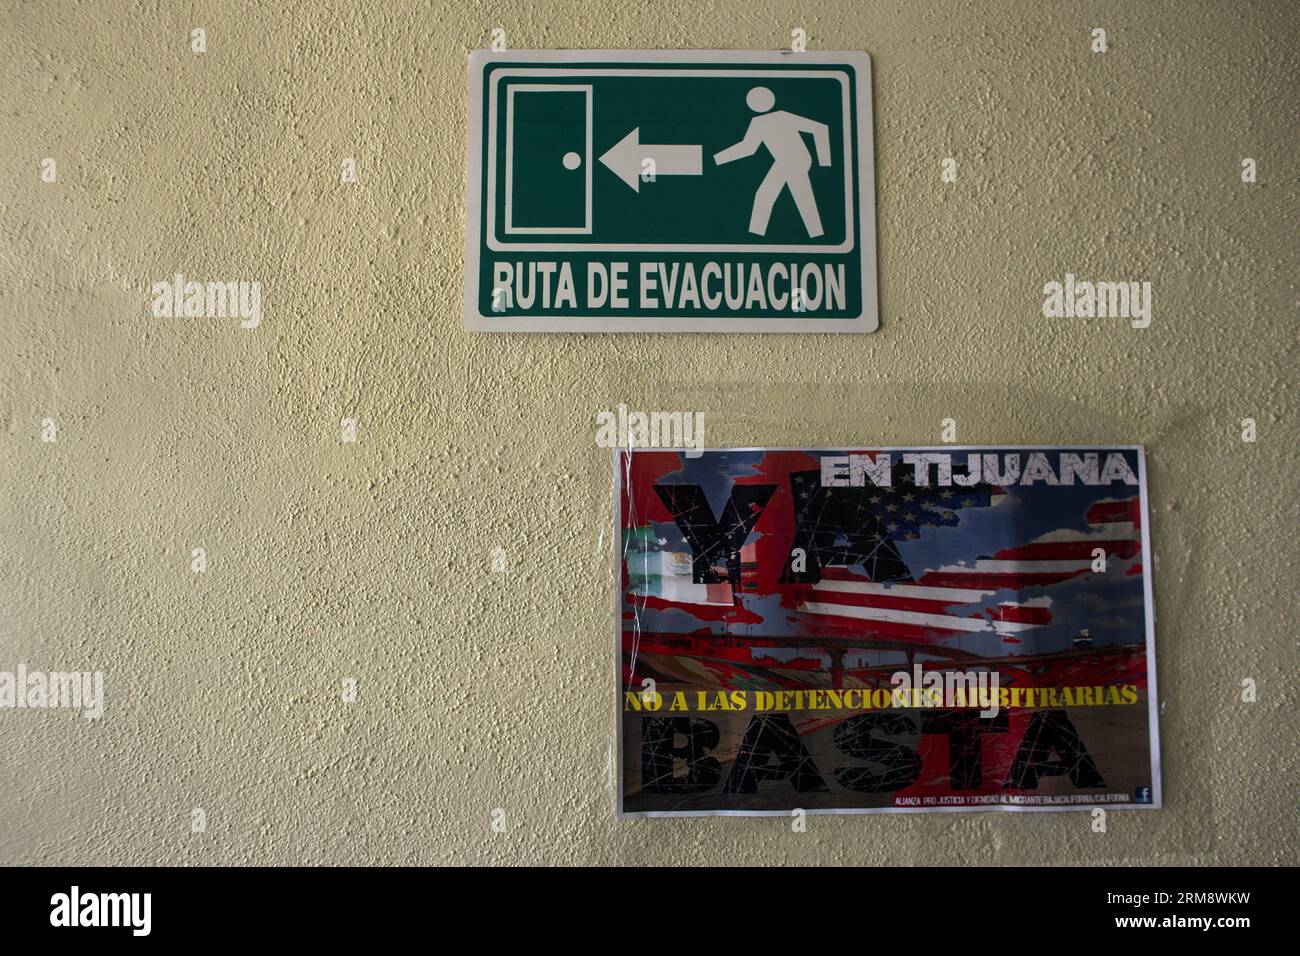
[1,0,1295,865]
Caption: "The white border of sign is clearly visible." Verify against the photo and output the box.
[464,50,879,333]
[612,445,1162,817]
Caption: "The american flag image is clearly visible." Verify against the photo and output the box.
[799,496,1140,645]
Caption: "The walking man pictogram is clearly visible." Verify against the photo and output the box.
[713,86,832,238]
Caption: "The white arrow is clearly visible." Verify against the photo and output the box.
[598,128,703,193]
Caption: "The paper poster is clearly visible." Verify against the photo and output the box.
[616,447,1160,815]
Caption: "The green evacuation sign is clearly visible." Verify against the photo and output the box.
[463,50,878,333]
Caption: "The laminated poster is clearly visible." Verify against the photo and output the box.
[616,447,1160,816]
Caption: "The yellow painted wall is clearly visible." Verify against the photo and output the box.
[1,1,1295,864]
